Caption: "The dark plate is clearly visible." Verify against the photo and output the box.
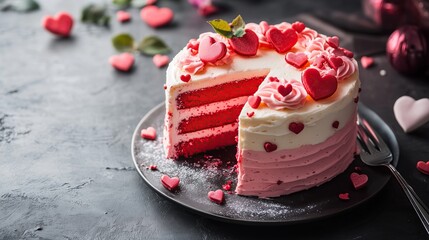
[131,102,399,225]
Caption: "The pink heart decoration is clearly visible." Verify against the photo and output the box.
[416,161,429,175]
[152,54,170,68]
[302,68,338,101]
[116,10,131,22]
[180,74,191,82]
[291,21,305,33]
[327,57,344,70]
[327,36,340,48]
[198,36,227,63]
[393,96,429,133]
[360,56,374,69]
[246,111,255,118]
[109,53,135,72]
[264,142,277,152]
[289,122,304,134]
[208,189,224,204]
[350,172,368,190]
[338,193,350,201]
[140,6,173,28]
[42,12,73,37]
[277,84,292,97]
[247,95,261,109]
[285,52,308,68]
[266,28,298,53]
[140,127,157,140]
[161,175,180,191]
[229,29,259,56]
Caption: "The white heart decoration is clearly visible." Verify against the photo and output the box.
[393,96,429,133]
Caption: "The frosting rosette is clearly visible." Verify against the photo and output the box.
[256,78,307,110]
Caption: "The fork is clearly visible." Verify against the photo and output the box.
[357,115,429,235]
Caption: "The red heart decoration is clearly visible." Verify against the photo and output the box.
[350,172,368,190]
[198,36,227,63]
[264,142,277,152]
[291,21,305,33]
[302,68,338,101]
[266,28,298,53]
[332,120,339,129]
[141,127,157,140]
[208,189,224,204]
[109,53,135,72]
[289,122,304,134]
[161,175,180,191]
[327,36,340,48]
[229,29,259,56]
[140,6,173,28]
[360,56,374,69]
[180,74,191,82]
[285,52,308,68]
[42,12,73,37]
[246,111,255,118]
[248,95,261,109]
[416,161,429,175]
[153,54,170,68]
[116,10,131,22]
[338,193,350,200]
[277,84,292,97]
[327,56,344,71]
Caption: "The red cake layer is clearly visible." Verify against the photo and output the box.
[176,76,265,109]
[178,104,243,134]
[175,130,238,157]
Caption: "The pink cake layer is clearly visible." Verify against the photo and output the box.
[236,115,357,198]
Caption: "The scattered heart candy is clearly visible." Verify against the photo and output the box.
[161,175,180,191]
[350,172,368,190]
[42,12,74,37]
[277,84,292,96]
[248,95,261,109]
[327,57,344,71]
[141,127,157,140]
[416,161,429,175]
[229,29,259,56]
[289,122,304,134]
[285,52,308,68]
[153,54,170,68]
[266,28,298,53]
[361,56,374,69]
[291,21,305,33]
[338,193,350,201]
[116,10,131,23]
[264,142,277,152]
[332,121,339,129]
[327,36,340,48]
[393,96,429,133]
[180,74,191,82]
[246,111,255,118]
[140,6,173,28]
[208,189,224,204]
[109,53,135,72]
[198,36,227,63]
[302,68,338,101]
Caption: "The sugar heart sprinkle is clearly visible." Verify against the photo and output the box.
[161,175,180,191]
[180,74,191,82]
[393,96,429,133]
[350,172,368,190]
[338,193,350,201]
[264,142,277,152]
[208,189,224,204]
[360,56,374,69]
[277,84,293,96]
[327,36,340,48]
[116,10,131,23]
[140,6,173,28]
[153,54,170,68]
[248,95,261,109]
[141,127,156,140]
[416,161,429,175]
[42,12,74,37]
[246,111,255,118]
[285,52,308,68]
[332,121,339,129]
[289,122,304,134]
[291,21,305,33]
[109,53,135,72]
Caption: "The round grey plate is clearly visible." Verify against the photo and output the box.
[131,102,399,225]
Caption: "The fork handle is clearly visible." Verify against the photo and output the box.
[387,164,429,234]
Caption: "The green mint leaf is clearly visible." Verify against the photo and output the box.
[112,33,135,52]
[131,0,148,8]
[231,15,246,38]
[233,28,245,38]
[112,0,131,8]
[81,4,110,26]
[137,36,170,56]
[1,0,39,12]
[207,19,233,38]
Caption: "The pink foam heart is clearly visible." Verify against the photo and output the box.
[291,21,305,33]
[140,6,173,28]
[327,57,344,70]
[302,68,338,101]
[264,142,277,152]
[338,193,350,200]
[416,161,429,175]
[140,127,156,140]
[327,36,340,48]
[266,28,298,53]
[285,52,308,68]
[116,10,131,23]
[161,175,180,191]
[42,12,73,37]
[350,172,368,190]
[277,84,292,97]
[180,74,191,82]
[152,54,170,68]
[229,29,259,56]
[109,53,134,72]
[360,56,374,69]
[289,122,304,134]
[248,95,261,109]
[198,36,227,63]
[208,189,224,204]
[393,96,429,133]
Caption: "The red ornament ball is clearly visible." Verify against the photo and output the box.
[386,25,428,75]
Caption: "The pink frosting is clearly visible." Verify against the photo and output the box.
[309,50,356,81]
[256,78,307,110]
[245,21,293,49]
[298,28,319,49]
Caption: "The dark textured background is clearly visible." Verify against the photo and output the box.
[1,0,429,239]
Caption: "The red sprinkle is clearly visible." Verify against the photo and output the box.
[360,56,375,69]
[163,84,167,90]
[264,142,277,152]
[248,95,261,109]
[289,122,304,134]
[141,127,156,140]
[339,193,350,201]
[416,161,429,175]
[180,74,191,82]
[148,165,158,171]
[350,172,368,190]
[276,180,283,185]
[327,36,340,49]
[332,121,339,129]
[354,96,359,103]
[247,111,255,118]
[278,84,292,97]
[161,175,180,191]
[354,166,362,172]
[291,21,305,33]
[342,48,354,58]
[208,189,224,205]
[269,76,280,82]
